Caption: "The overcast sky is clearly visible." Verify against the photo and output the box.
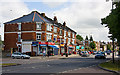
[0,0,113,42]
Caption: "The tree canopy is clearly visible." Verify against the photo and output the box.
[85,36,88,40]
[89,42,96,50]
[90,35,93,41]
[101,2,120,45]
[76,35,83,41]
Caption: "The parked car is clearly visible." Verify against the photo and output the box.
[11,52,30,59]
[93,51,97,55]
[95,52,106,59]
[105,50,111,55]
[81,51,90,57]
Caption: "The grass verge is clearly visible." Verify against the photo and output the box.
[0,63,18,67]
[99,60,120,71]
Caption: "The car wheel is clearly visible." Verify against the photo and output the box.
[12,56,15,59]
[21,56,24,59]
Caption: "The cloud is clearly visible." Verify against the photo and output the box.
[53,0,112,41]
[0,0,30,40]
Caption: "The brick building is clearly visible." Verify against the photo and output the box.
[4,11,77,56]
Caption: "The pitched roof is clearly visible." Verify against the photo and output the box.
[4,11,52,24]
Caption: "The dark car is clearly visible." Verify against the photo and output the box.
[95,53,106,59]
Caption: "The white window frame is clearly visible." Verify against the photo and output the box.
[18,33,21,42]
[36,22,42,30]
[17,23,21,30]
[68,32,71,37]
[54,27,57,33]
[36,33,41,41]
[46,34,52,41]
[73,33,75,38]
[60,29,62,35]
[47,24,52,31]
[64,30,66,37]
[72,39,75,44]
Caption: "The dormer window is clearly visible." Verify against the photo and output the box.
[36,22,42,30]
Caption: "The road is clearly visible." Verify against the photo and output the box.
[2,55,115,75]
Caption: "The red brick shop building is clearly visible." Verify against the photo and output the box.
[4,11,77,56]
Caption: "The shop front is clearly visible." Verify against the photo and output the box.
[48,42,59,56]
[68,45,74,55]
[32,42,38,56]
[38,42,47,56]
[60,43,65,55]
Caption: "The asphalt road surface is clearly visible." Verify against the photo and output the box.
[2,55,115,75]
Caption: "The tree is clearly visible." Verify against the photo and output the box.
[90,35,93,41]
[107,44,111,50]
[76,35,83,41]
[85,36,88,40]
[101,2,120,45]
[89,42,96,50]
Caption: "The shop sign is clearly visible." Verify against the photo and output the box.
[48,42,55,45]
[76,46,80,49]
[60,44,64,47]
[39,42,47,44]
[69,45,72,47]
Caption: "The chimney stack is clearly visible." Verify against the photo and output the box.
[41,13,45,17]
[63,21,66,26]
[54,16,58,23]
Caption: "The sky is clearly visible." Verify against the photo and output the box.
[0,0,113,42]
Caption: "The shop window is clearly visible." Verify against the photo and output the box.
[36,22,42,30]
[37,33,41,40]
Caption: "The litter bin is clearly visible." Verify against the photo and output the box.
[66,53,68,57]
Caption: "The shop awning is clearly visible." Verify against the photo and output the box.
[69,47,74,48]
[39,44,47,46]
[49,45,59,49]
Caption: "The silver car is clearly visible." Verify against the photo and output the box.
[11,52,30,59]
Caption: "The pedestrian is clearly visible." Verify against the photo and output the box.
[43,50,46,57]
[47,50,50,57]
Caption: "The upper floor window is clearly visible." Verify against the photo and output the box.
[64,39,66,43]
[54,27,57,33]
[46,34,52,41]
[18,33,21,42]
[47,24,52,31]
[54,36,57,42]
[68,32,71,37]
[60,29,62,35]
[36,22,42,30]
[36,33,41,41]
[68,38,70,44]
[64,30,66,37]
[18,23,21,30]
[73,33,75,38]
[72,39,74,44]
